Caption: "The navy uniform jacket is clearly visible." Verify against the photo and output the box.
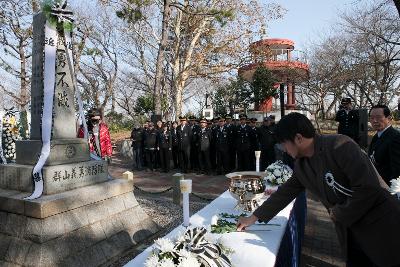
[191,124,201,148]
[258,125,275,150]
[199,127,212,151]
[170,128,178,147]
[177,124,192,150]
[335,109,359,141]
[234,124,254,151]
[215,126,231,152]
[368,126,400,185]
[143,128,158,149]
[158,130,172,149]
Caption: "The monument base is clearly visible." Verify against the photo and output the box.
[16,139,90,166]
[0,160,109,195]
[0,179,160,267]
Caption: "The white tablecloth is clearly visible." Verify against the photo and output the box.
[125,191,294,267]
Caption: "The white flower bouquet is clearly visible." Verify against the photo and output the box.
[145,227,232,267]
[389,177,400,198]
[264,160,293,186]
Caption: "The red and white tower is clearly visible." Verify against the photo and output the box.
[239,38,309,112]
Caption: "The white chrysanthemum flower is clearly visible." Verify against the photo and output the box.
[273,169,282,177]
[159,258,175,267]
[389,177,400,195]
[177,249,192,258]
[154,238,175,253]
[144,254,159,267]
[177,256,201,267]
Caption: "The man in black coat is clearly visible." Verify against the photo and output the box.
[368,104,400,185]
[130,125,143,170]
[177,116,192,173]
[157,123,172,173]
[189,116,201,172]
[249,118,259,171]
[198,118,212,174]
[335,98,359,143]
[143,122,158,171]
[225,114,236,170]
[215,117,232,174]
[170,121,179,169]
[258,116,276,171]
[235,114,254,171]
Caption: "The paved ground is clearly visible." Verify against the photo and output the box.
[108,152,345,267]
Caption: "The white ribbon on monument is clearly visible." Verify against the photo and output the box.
[0,110,7,164]
[24,22,58,200]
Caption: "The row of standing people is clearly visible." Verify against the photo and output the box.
[130,114,279,174]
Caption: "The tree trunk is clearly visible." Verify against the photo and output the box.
[153,0,171,115]
[174,78,185,118]
[19,39,28,111]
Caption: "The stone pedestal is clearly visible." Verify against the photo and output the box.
[0,160,108,195]
[0,179,160,267]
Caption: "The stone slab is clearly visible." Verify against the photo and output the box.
[0,179,132,219]
[30,12,46,141]
[0,159,108,195]
[0,193,160,266]
[16,139,90,166]
[30,12,77,141]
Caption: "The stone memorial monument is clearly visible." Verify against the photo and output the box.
[0,2,158,266]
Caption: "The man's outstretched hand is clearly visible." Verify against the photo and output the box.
[236,214,259,231]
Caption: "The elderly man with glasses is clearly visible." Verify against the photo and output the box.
[368,104,400,186]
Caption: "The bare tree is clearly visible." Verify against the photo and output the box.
[74,5,120,116]
[0,0,38,110]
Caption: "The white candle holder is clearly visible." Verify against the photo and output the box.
[180,179,192,227]
[255,151,261,172]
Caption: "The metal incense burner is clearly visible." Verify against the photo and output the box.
[228,174,265,212]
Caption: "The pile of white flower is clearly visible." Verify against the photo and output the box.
[144,227,231,267]
[264,160,293,186]
[389,177,400,198]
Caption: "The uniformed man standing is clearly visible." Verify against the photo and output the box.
[258,117,276,171]
[177,116,192,173]
[130,125,143,171]
[335,98,359,143]
[189,116,200,172]
[198,118,212,174]
[170,121,179,169]
[249,118,260,171]
[235,114,254,171]
[157,123,172,173]
[215,117,232,174]
[143,122,158,171]
[225,114,236,171]
[209,117,219,172]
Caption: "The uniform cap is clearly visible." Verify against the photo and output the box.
[341,98,351,105]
